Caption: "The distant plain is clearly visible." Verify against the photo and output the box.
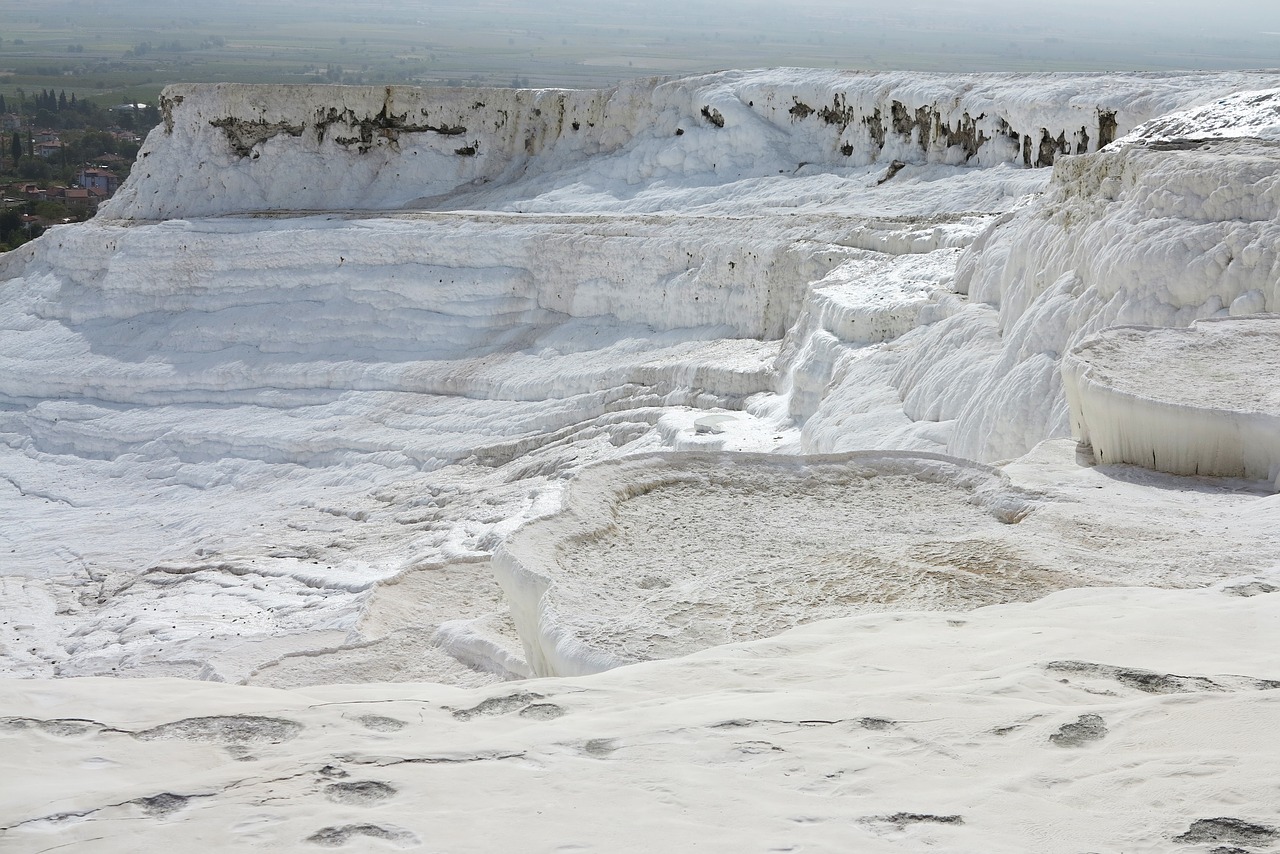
[1,0,1278,110]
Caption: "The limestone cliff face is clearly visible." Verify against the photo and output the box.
[102,69,1280,220]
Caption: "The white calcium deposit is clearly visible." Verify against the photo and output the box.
[2,70,1280,852]
[1064,316,1280,483]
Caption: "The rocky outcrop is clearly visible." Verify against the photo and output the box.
[103,70,1280,220]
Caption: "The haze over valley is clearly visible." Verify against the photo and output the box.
[1,0,1278,103]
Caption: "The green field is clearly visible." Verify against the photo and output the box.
[1,0,1277,108]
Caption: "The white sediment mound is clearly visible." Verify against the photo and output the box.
[3,70,1280,684]
[1115,86,1280,144]
[1064,316,1280,485]
[795,91,1280,463]
[2,70,1277,685]
[3,66,1280,850]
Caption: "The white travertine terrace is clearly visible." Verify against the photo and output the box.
[4,71,1280,852]
[1064,316,1280,486]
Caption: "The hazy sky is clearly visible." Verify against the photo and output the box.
[2,0,1276,94]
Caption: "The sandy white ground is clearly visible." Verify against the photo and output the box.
[4,573,1280,853]
[1,71,1279,852]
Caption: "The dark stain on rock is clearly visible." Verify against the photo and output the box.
[817,94,857,129]
[915,105,931,137]
[315,97,467,152]
[1174,818,1279,847]
[134,792,189,817]
[1097,109,1118,148]
[1049,713,1107,747]
[1046,660,1280,694]
[581,738,617,757]
[877,160,906,184]
[0,717,111,737]
[324,780,397,805]
[307,824,417,847]
[212,89,471,158]
[160,93,184,134]
[1037,129,1063,167]
[1224,581,1277,597]
[789,100,814,120]
[136,715,303,745]
[935,112,988,161]
[209,117,306,157]
[890,101,913,136]
[452,691,545,721]
[354,714,405,732]
[864,108,885,148]
[864,813,964,829]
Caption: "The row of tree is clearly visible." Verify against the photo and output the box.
[11,90,80,114]
[1,89,89,116]
[1,89,158,133]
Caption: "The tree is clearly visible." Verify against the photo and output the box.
[0,95,6,114]
[10,132,20,166]
[59,90,68,111]
[80,130,117,156]
[18,159,50,181]
[32,200,71,221]
[0,207,24,245]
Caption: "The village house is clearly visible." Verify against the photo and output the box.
[16,183,47,202]
[76,167,120,196]
[42,185,96,216]
[93,152,129,168]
